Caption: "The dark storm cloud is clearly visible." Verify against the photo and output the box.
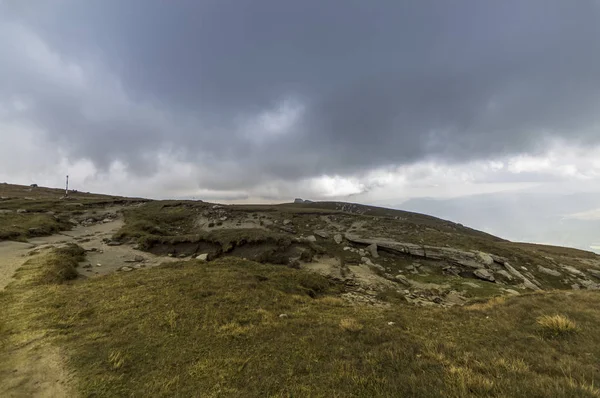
[2,0,600,188]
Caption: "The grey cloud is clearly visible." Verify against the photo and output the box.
[2,0,600,190]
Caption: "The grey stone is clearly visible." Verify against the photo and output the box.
[537,265,562,277]
[106,241,122,246]
[120,266,134,272]
[361,257,374,266]
[367,243,379,258]
[560,265,585,277]
[502,289,520,295]
[220,216,228,221]
[283,219,292,225]
[474,269,495,282]
[394,275,411,286]
[304,235,317,242]
[475,251,494,266]
[16,209,27,213]
[279,313,289,318]
[496,270,513,280]
[588,269,600,279]
[334,234,343,244]
[314,231,329,239]
[196,253,209,261]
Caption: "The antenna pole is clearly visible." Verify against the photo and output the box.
[65,175,69,197]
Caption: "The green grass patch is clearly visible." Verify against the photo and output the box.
[0,213,72,241]
[2,253,600,396]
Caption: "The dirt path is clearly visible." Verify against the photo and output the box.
[0,209,178,397]
[0,241,35,291]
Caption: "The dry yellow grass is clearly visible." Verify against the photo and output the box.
[537,314,578,336]
[339,317,363,332]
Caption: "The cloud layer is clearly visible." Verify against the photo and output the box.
[1,1,600,201]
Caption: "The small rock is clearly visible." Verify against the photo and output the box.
[82,264,92,269]
[334,234,343,244]
[134,255,144,262]
[343,246,353,251]
[220,216,228,221]
[196,253,209,261]
[212,205,223,209]
[96,263,102,267]
[167,253,174,257]
[106,241,122,246]
[473,269,495,282]
[279,313,288,318]
[16,209,27,213]
[102,218,112,223]
[361,257,374,266]
[502,289,520,295]
[178,253,187,258]
[314,231,329,239]
[367,243,379,258]
[387,321,395,326]
[358,249,366,257]
[283,219,292,226]
[462,282,481,288]
[120,266,134,272]
[305,235,317,243]
[571,283,581,290]
[395,274,411,286]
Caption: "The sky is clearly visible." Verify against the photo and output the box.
[1,1,600,249]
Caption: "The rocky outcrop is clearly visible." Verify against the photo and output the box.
[503,262,541,291]
[344,233,504,270]
[344,233,545,290]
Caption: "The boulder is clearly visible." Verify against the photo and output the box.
[475,252,494,266]
[473,269,495,282]
[537,265,562,277]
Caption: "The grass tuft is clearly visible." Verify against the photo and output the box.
[339,317,364,333]
[536,314,578,337]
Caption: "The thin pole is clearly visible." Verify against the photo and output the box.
[65,175,69,196]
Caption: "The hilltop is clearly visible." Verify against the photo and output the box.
[1,183,600,397]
